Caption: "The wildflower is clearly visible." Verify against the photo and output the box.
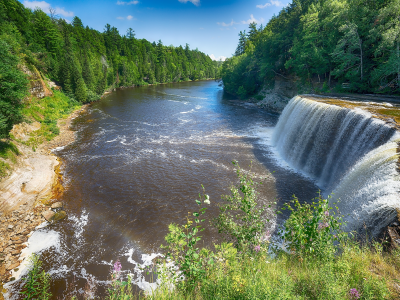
[113,260,122,276]
[349,288,360,299]
[204,195,210,205]
[254,245,261,252]
[318,222,329,230]
[324,210,329,217]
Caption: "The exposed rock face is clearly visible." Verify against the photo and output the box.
[21,65,53,100]
[10,122,41,142]
[0,149,58,212]
[255,77,298,113]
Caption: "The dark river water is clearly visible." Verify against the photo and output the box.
[13,81,320,298]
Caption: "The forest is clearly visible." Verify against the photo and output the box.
[0,0,219,138]
[221,0,400,98]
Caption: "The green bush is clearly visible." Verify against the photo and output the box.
[277,193,346,260]
[20,254,52,300]
[215,162,269,251]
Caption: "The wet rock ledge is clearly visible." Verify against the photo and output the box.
[0,204,46,282]
[0,202,66,283]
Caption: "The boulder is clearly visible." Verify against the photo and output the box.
[53,210,67,222]
[7,262,20,271]
[51,202,63,210]
[42,210,55,222]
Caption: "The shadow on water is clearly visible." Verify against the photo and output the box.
[218,90,320,227]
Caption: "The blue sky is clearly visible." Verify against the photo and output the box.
[23,0,291,60]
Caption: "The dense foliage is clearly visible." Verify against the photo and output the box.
[221,0,400,98]
[0,0,219,135]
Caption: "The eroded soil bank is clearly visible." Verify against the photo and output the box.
[0,105,87,289]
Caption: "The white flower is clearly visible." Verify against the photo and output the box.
[204,195,210,205]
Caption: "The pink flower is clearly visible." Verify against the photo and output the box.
[318,222,329,230]
[349,288,360,299]
[113,260,122,274]
[254,245,261,252]
[324,211,329,217]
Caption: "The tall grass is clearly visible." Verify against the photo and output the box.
[20,90,81,149]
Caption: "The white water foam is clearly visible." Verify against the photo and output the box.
[270,96,400,235]
[3,226,61,299]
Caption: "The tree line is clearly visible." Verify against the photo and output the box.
[0,0,219,137]
[221,0,400,98]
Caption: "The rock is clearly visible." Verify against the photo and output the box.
[7,225,14,230]
[10,236,20,241]
[7,262,20,271]
[42,210,55,222]
[16,244,27,250]
[388,227,400,247]
[51,202,63,210]
[11,250,20,256]
[53,210,67,222]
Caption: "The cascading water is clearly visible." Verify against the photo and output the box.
[273,96,400,235]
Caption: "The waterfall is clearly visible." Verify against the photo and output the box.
[273,96,400,235]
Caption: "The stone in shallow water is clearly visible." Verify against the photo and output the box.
[51,202,63,210]
[53,211,67,222]
[42,210,55,222]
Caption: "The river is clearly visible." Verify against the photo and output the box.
[12,80,320,298]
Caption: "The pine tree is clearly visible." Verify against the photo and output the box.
[235,31,247,56]
[75,77,87,103]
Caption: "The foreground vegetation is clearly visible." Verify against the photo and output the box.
[221,0,400,98]
[19,164,400,299]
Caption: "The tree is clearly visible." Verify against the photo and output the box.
[372,0,400,90]
[126,28,135,39]
[72,16,83,28]
[235,31,247,56]
[75,77,87,103]
[0,40,28,138]
[331,22,364,82]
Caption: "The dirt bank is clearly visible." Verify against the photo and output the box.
[0,105,88,287]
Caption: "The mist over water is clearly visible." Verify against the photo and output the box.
[9,81,322,298]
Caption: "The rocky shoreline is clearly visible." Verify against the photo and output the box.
[0,105,88,289]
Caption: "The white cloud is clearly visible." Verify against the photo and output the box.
[256,0,284,9]
[117,15,135,20]
[217,19,237,27]
[178,0,200,6]
[218,14,264,28]
[209,54,226,61]
[23,0,74,17]
[116,0,139,5]
[241,14,265,24]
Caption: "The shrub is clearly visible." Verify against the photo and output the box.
[214,161,269,251]
[160,189,214,291]
[20,254,52,300]
[277,193,346,260]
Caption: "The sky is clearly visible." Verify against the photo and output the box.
[22,0,292,61]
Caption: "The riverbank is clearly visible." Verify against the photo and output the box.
[0,104,88,288]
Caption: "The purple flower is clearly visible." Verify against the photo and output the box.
[318,222,329,230]
[349,288,360,299]
[113,260,122,274]
[254,245,261,252]
[324,211,329,217]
